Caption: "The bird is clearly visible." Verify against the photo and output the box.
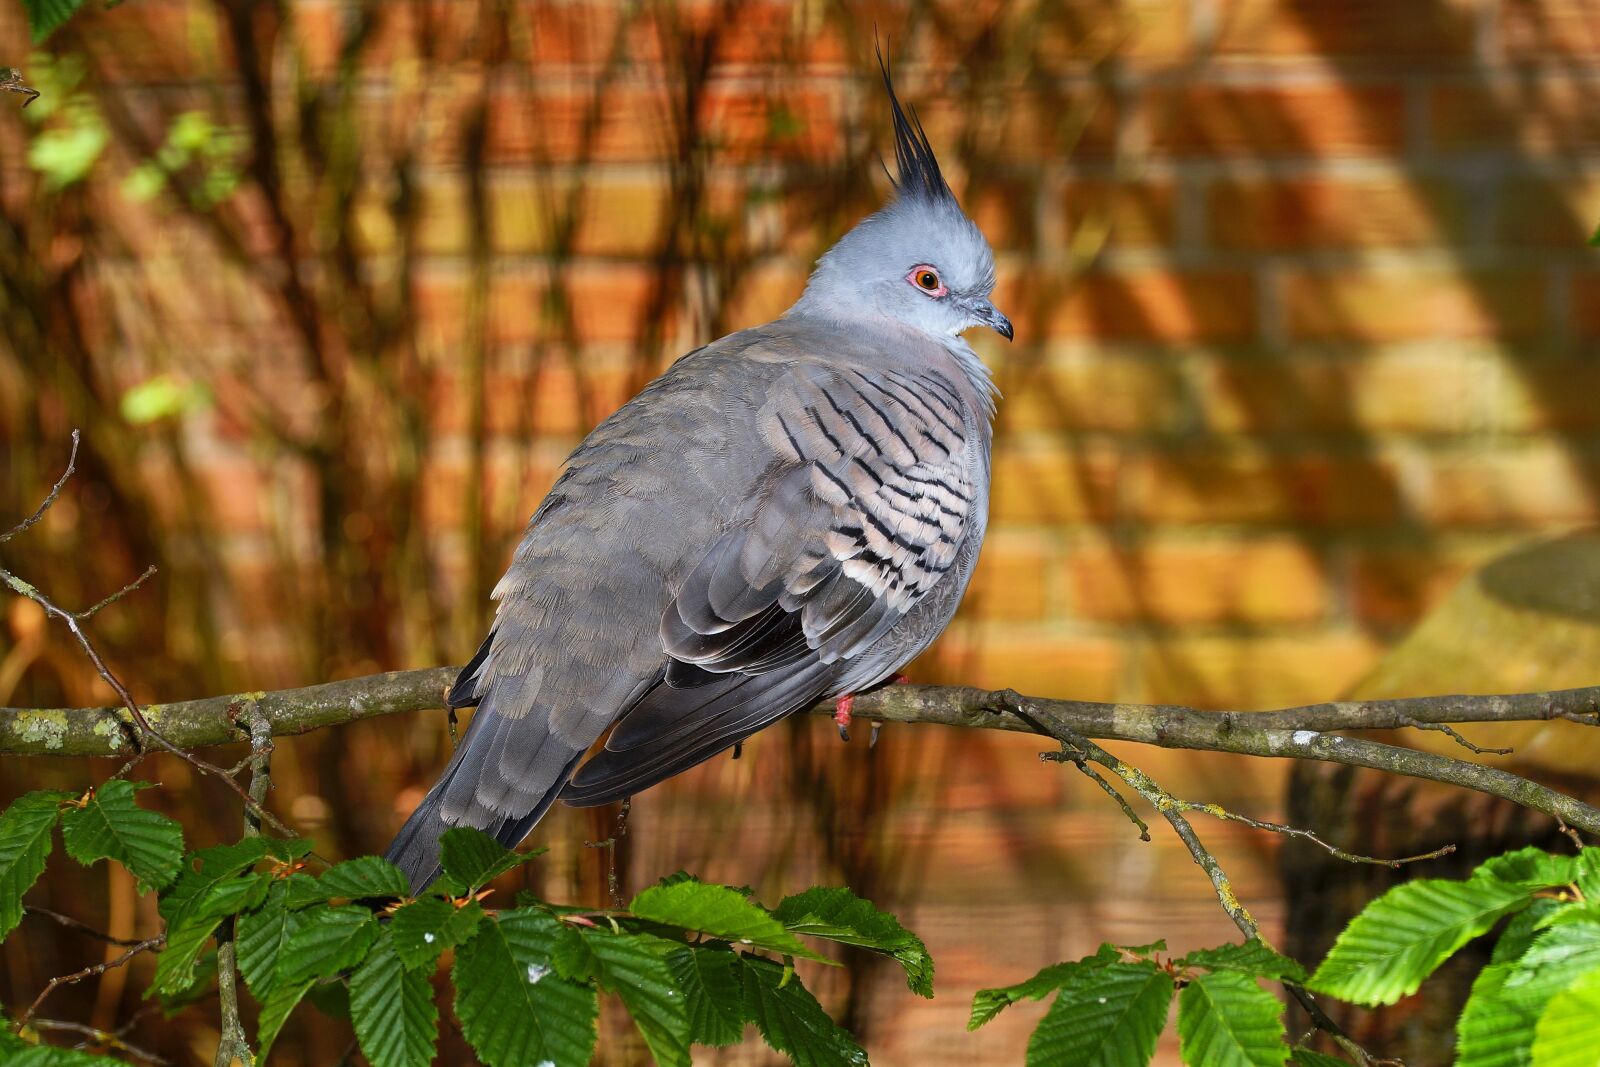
[385,57,1013,892]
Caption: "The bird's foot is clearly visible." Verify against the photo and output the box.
[833,694,854,742]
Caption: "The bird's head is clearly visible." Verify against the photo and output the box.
[792,56,1012,344]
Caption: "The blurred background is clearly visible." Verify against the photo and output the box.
[2,0,1600,1063]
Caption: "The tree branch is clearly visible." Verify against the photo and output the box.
[4,672,1600,837]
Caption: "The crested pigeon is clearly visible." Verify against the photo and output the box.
[386,60,1012,891]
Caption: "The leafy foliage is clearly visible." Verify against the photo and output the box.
[21,0,85,43]
[58,781,184,893]
[0,790,70,939]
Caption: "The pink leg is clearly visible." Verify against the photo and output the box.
[833,693,855,742]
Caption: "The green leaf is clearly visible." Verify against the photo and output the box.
[436,827,540,895]
[59,780,184,892]
[970,961,1095,1030]
[119,375,210,425]
[0,791,69,939]
[151,912,227,997]
[1026,961,1173,1067]
[669,945,745,1047]
[1492,898,1563,964]
[1474,847,1578,890]
[1177,971,1290,1067]
[452,908,599,1067]
[1119,939,1168,959]
[1530,967,1600,1066]
[774,886,933,996]
[1307,876,1533,1004]
[583,929,691,1067]
[351,932,439,1067]
[631,879,825,962]
[159,838,273,926]
[1457,916,1600,1067]
[1574,849,1600,900]
[257,978,315,1057]
[390,896,485,972]
[741,954,867,1067]
[10,1047,131,1067]
[279,905,379,986]
[236,882,304,999]
[26,111,107,189]
[1179,939,1307,983]
[156,949,217,1016]
[22,0,86,42]
[308,856,412,902]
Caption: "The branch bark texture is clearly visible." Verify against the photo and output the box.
[5,668,1600,835]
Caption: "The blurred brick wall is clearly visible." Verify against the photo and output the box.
[6,0,1598,714]
[3,1,1600,1063]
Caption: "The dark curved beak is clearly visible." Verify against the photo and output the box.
[975,299,1014,342]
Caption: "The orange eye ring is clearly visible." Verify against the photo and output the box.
[907,265,947,297]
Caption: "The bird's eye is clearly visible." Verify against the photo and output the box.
[906,265,947,297]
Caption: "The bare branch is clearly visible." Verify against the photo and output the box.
[23,906,150,947]
[19,937,164,1026]
[1,430,78,544]
[1398,715,1514,757]
[0,68,41,109]
[28,1018,170,1065]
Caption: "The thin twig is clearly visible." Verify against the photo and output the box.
[77,565,159,619]
[19,937,164,1026]
[23,906,149,947]
[0,68,40,108]
[1172,800,1456,869]
[1040,746,1149,841]
[1398,715,1514,757]
[1014,700,1382,1066]
[29,1018,170,1065]
[1,431,76,543]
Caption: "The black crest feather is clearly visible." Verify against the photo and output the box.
[877,48,952,205]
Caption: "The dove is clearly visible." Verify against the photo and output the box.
[385,58,1012,891]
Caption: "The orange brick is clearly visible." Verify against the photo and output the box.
[1134,632,1382,710]
[1213,0,1478,57]
[962,531,1054,622]
[1064,179,1177,248]
[413,175,676,258]
[1283,268,1549,341]
[1574,271,1600,338]
[920,89,1120,164]
[78,1,230,81]
[1415,446,1600,528]
[1497,174,1600,247]
[1470,353,1600,432]
[1025,0,1192,64]
[1067,538,1329,624]
[1035,269,1256,342]
[1209,177,1464,250]
[1350,546,1500,629]
[1003,349,1191,434]
[930,628,1126,702]
[1126,448,1406,526]
[1199,348,1493,435]
[1431,82,1600,153]
[427,363,634,439]
[989,442,1124,525]
[1148,85,1407,158]
[718,261,808,328]
[1501,0,1600,58]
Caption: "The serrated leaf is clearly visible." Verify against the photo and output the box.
[156,949,216,1016]
[584,929,691,1067]
[1457,916,1600,1067]
[1475,847,1579,891]
[452,908,599,1067]
[22,0,86,42]
[741,954,867,1067]
[1027,961,1172,1067]
[59,780,184,892]
[1289,1050,1351,1067]
[236,882,304,999]
[390,896,485,972]
[669,945,745,1047]
[150,912,226,997]
[351,932,439,1067]
[969,960,1097,1030]
[159,838,273,926]
[310,856,411,902]
[280,905,379,986]
[1492,899,1563,964]
[1180,939,1307,983]
[631,879,825,961]
[257,977,314,1057]
[0,791,69,938]
[436,827,540,895]
[1530,967,1600,1066]
[1177,971,1290,1067]
[1307,876,1533,1005]
[1573,849,1600,901]
[774,886,933,996]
